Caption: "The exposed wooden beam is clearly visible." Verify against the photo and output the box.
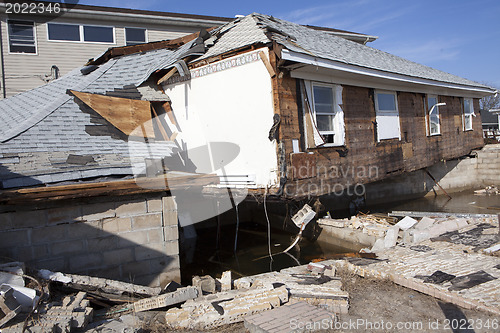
[259,51,276,78]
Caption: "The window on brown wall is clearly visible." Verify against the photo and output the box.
[425,94,441,136]
[463,98,474,131]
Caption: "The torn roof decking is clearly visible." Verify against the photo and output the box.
[0,13,495,192]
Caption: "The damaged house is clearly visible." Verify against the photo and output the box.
[0,14,496,286]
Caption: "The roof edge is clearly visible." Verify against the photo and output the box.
[282,49,496,96]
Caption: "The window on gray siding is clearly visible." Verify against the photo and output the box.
[125,28,146,46]
[8,20,36,53]
[83,25,114,43]
[48,23,80,41]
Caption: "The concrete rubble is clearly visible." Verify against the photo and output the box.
[318,212,499,254]
[0,259,349,332]
[329,212,500,316]
[163,264,349,330]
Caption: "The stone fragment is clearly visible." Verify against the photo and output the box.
[415,217,435,230]
[395,216,418,231]
[412,230,430,243]
[233,277,251,290]
[384,226,399,248]
[192,275,216,294]
[307,262,326,274]
[219,271,232,292]
[370,238,386,253]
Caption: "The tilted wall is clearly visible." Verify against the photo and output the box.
[0,194,180,288]
[273,68,484,198]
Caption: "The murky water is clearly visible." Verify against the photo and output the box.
[371,189,500,215]
[181,189,499,284]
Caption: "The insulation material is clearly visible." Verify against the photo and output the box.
[70,90,155,138]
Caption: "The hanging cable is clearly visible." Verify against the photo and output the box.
[233,203,240,253]
[264,186,273,263]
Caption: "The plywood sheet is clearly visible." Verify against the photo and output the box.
[70,90,155,138]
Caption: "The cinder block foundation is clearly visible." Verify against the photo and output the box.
[0,194,180,288]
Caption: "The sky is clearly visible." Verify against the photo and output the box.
[66,0,500,88]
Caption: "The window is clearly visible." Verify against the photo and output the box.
[311,83,344,145]
[125,28,146,46]
[47,23,114,44]
[374,90,400,141]
[83,25,114,43]
[426,95,440,135]
[8,20,36,54]
[48,23,80,41]
[463,98,474,131]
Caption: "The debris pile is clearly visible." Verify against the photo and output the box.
[474,185,499,195]
[0,260,348,331]
[318,213,499,254]
[164,262,348,330]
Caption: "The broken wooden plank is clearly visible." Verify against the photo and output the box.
[150,104,171,141]
[259,51,276,78]
[69,90,155,138]
[0,173,219,204]
[157,66,178,86]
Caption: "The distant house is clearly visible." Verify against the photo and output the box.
[0,13,496,284]
[483,108,500,130]
[0,1,376,99]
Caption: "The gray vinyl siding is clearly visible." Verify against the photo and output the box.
[0,16,201,98]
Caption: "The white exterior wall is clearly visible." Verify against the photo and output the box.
[163,48,278,187]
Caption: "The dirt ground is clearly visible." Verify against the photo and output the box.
[136,268,499,333]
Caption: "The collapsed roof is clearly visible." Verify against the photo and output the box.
[0,13,495,189]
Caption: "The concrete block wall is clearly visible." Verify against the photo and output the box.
[365,144,500,205]
[476,144,500,186]
[0,194,180,288]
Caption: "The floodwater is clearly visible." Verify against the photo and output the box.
[180,189,499,284]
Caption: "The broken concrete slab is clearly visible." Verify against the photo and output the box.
[192,275,216,294]
[370,238,386,253]
[415,217,435,230]
[165,286,288,330]
[3,292,94,333]
[133,286,198,312]
[244,301,335,333]
[0,262,25,287]
[384,226,399,248]
[38,269,161,298]
[395,216,418,231]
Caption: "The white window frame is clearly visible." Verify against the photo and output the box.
[7,20,37,55]
[463,98,474,131]
[426,94,441,136]
[310,82,345,147]
[46,22,115,44]
[374,90,401,141]
[125,27,148,46]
